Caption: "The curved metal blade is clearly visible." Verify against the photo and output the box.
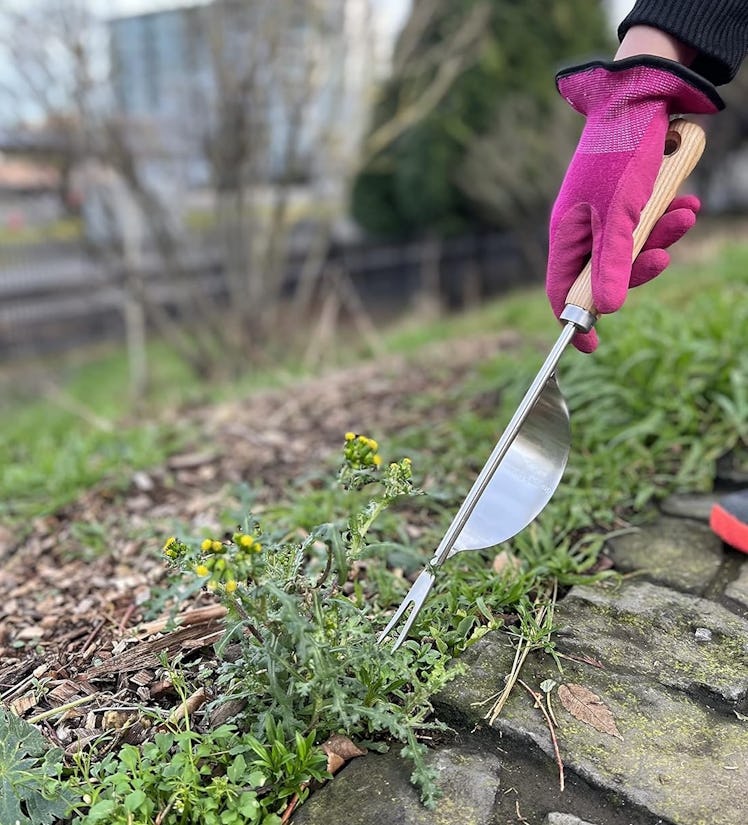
[449,374,571,555]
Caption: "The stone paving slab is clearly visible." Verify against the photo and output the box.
[659,493,716,522]
[604,517,723,595]
[292,730,660,825]
[437,577,748,825]
[555,580,748,708]
[292,746,502,825]
[726,563,748,610]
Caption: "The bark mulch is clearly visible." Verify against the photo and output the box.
[0,331,521,752]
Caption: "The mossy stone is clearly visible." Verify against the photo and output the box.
[605,517,723,595]
[725,561,748,611]
[555,580,748,707]
[292,746,501,825]
[437,579,748,825]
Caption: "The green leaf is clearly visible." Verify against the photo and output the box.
[153,732,175,753]
[238,792,260,816]
[0,709,72,825]
[0,777,26,825]
[118,745,139,773]
[124,789,147,812]
[86,799,117,822]
[227,753,247,784]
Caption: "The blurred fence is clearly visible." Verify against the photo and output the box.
[0,231,534,360]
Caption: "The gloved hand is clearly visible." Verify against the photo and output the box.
[546,57,722,352]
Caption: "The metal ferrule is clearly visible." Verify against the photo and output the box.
[560,304,597,332]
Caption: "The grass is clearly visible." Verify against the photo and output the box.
[3,237,748,822]
[0,216,82,248]
[0,343,192,522]
[1,239,746,524]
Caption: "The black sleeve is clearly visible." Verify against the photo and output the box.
[619,0,748,85]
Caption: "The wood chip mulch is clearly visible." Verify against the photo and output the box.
[0,331,522,749]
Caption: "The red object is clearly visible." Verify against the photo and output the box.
[710,492,748,555]
[6,211,24,231]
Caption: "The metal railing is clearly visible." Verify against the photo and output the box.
[0,231,533,359]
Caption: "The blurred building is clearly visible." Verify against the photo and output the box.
[107,0,403,190]
[0,152,61,230]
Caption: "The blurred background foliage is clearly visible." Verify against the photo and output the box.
[351,0,613,239]
[0,0,746,401]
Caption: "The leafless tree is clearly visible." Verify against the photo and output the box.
[0,0,154,402]
[0,0,496,388]
[456,95,582,276]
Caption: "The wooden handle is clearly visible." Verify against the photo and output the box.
[564,118,706,314]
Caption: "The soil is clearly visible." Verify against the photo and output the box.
[455,729,667,825]
[0,331,518,750]
[0,328,666,824]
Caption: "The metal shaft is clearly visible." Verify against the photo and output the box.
[429,320,579,568]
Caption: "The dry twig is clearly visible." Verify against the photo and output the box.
[518,679,565,792]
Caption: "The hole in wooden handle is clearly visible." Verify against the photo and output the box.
[664,131,681,156]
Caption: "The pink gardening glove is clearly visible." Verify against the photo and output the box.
[547,58,722,352]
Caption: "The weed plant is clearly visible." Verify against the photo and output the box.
[3,245,746,821]
[65,436,461,823]
[67,669,328,825]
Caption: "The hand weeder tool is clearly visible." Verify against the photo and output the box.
[379,118,706,650]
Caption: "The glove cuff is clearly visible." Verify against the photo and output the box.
[556,56,724,116]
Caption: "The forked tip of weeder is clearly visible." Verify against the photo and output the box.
[377,569,436,650]
[378,605,418,650]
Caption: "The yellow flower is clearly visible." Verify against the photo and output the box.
[367,438,378,451]
[239,534,254,548]
[253,542,262,553]
[345,432,355,441]
[373,455,382,466]
[211,540,223,553]
[163,536,176,551]
[225,580,237,593]
[195,564,210,577]
[201,538,213,552]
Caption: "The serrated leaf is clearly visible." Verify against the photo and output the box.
[0,709,71,825]
[0,708,47,756]
[0,776,26,825]
[26,790,71,825]
[558,683,623,739]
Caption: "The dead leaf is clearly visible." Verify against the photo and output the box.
[322,734,366,774]
[492,550,522,575]
[558,683,623,740]
[325,752,345,775]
